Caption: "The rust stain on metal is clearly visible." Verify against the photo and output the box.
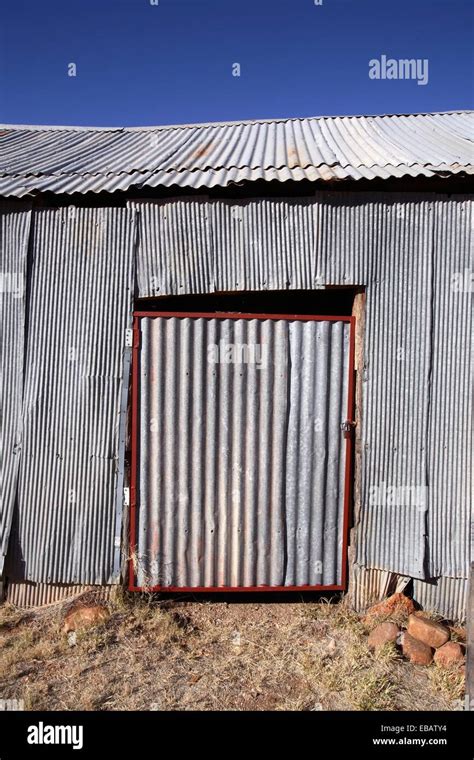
[287,147,300,166]
[193,142,215,159]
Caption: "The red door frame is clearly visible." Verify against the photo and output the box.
[129,311,356,592]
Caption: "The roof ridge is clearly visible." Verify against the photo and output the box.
[0,110,472,133]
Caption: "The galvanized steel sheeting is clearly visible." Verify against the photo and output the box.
[359,200,433,578]
[413,576,468,622]
[428,200,472,578]
[8,207,136,584]
[285,320,349,586]
[1,189,470,618]
[350,565,410,612]
[134,194,472,594]
[0,203,31,573]
[0,112,472,196]
[6,580,111,609]
[135,316,349,588]
[351,566,467,622]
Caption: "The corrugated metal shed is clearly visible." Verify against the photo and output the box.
[0,110,472,618]
[0,111,472,197]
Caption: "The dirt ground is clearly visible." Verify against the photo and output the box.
[0,591,465,711]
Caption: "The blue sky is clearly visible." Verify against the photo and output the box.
[1,0,473,126]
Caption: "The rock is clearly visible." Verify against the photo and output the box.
[402,632,433,665]
[363,593,416,624]
[63,604,109,633]
[67,631,77,647]
[434,641,465,668]
[407,614,450,649]
[368,622,400,651]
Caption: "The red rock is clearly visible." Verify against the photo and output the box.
[363,593,416,624]
[434,641,465,668]
[402,632,433,665]
[63,604,109,633]
[407,614,449,649]
[368,622,400,651]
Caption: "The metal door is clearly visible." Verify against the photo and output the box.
[130,312,355,591]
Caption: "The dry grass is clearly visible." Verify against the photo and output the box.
[0,592,464,712]
[428,665,466,703]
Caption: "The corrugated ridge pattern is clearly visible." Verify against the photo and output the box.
[136,316,349,588]
[359,200,433,578]
[428,200,472,577]
[6,580,111,609]
[285,320,349,585]
[351,566,467,621]
[413,576,468,622]
[350,565,410,611]
[0,112,472,196]
[0,203,31,572]
[8,207,136,584]
[134,194,472,584]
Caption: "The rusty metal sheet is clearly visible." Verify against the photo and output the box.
[0,112,472,196]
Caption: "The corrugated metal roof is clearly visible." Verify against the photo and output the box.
[0,111,472,197]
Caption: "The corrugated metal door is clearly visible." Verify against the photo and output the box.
[130,312,354,591]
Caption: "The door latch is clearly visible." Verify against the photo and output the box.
[340,420,356,438]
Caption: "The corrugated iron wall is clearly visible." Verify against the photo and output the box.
[1,193,471,616]
[0,203,31,575]
[428,200,472,578]
[6,580,111,609]
[135,315,350,588]
[133,194,472,613]
[7,207,137,585]
[413,576,468,622]
[350,566,468,622]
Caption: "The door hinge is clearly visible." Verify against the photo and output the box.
[123,487,130,506]
[133,324,140,348]
[125,328,133,347]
